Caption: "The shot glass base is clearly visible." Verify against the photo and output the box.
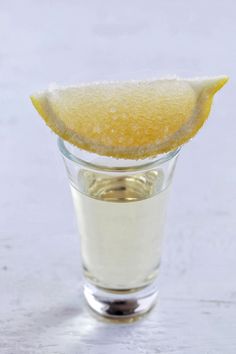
[83,282,158,320]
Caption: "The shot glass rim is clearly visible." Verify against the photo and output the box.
[58,137,181,173]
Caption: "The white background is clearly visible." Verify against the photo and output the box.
[0,1,235,353]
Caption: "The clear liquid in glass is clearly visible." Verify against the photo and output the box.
[70,169,169,292]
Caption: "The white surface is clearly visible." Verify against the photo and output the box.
[0,0,235,353]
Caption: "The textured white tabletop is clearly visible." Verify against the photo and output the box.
[1,1,235,353]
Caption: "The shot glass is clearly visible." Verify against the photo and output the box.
[58,138,180,319]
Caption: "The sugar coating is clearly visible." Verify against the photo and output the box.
[31,77,228,159]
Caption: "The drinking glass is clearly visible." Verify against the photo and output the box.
[58,138,180,319]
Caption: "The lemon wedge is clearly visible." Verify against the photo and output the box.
[31,76,228,159]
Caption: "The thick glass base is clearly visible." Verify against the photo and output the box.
[84,282,158,320]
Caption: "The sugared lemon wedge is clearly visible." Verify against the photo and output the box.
[31,76,228,159]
